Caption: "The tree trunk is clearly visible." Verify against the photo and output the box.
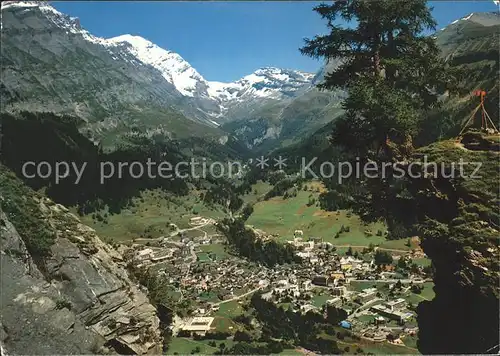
[374,47,381,78]
[386,30,395,81]
[373,30,382,78]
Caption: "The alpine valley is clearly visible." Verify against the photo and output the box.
[1,1,499,355]
[3,2,497,152]
[1,1,345,152]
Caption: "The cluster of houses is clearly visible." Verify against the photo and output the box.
[127,223,426,345]
[260,270,418,345]
[370,299,413,323]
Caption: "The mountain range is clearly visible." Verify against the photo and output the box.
[1,3,499,355]
[436,11,499,109]
[1,1,499,153]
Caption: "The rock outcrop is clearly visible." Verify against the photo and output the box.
[335,134,500,353]
[0,197,162,354]
[408,138,499,353]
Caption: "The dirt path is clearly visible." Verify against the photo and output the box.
[211,286,263,307]
[331,244,409,253]
[454,141,468,151]
[122,218,214,244]
[353,279,431,283]
[169,220,213,237]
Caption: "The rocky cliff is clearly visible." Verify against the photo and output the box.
[412,136,500,354]
[0,2,346,153]
[0,167,163,354]
[323,132,500,353]
[376,133,500,353]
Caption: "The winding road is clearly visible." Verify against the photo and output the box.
[331,244,411,253]
[211,286,264,307]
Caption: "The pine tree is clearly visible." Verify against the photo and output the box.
[301,0,457,155]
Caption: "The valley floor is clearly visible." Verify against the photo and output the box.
[76,180,432,355]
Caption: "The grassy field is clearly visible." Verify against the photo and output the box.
[278,349,304,355]
[198,243,231,260]
[74,188,224,243]
[75,180,419,255]
[197,252,212,262]
[212,316,238,333]
[323,328,419,355]
[402,334,419,349]
[242,180,273,203]
[168,337,217,354]
[167,337,233,355]
[168,337,301,355]
[378,237,418,251]
[199,291,220,303]
[419,282,435,300]
[403,282,435,305]
[246,188,386,245]
[348,281,394,294]
[214,300,244,318]
[360,342,419,355]
[334,246,368,256]
[412,257,432,267]
[357,314,376,323]
[311,290,334,308]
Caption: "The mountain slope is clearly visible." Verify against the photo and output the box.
[1,1,330,150]
[436,12,500,58]
[279,11,500,158]
[208,67,314,119]
[222,86,345,152]
[0,1,228,148]
[209,67,345,152]
[218,11,499,151]
[414,11,500,145]
[0,164,163,354]
[218,63,346,152]
[0,1,346,153]
[108,34,209,98]
[106,34,223,121]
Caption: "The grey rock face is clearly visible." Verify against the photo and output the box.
[435,12,500,58]
[0,2,346,150]
[0,199,162,355]
[0,1,222,142]
[222,86,346,151]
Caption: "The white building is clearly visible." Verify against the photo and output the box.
[300,304,318,314]
[386,298,406,311]
[326,297,342,306]
[302,280,312,291]
[358,287,377,303]
[297,251,311,259]
[181,317,214,335]
[370,305,413,323]
[332,286,347,296]
[304,241,315,251]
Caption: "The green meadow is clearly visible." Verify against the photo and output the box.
[74,188,223,243]
[246,188,387,246]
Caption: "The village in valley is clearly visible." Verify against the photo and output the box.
[124,214,433,353]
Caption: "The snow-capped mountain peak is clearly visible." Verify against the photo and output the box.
[107,34,208,97]
[105,36,315,108]
[207,67,314,106]
[1,1,49,10]
[1,1,316,123]
[1,1,110,45]
[440,11,500,31]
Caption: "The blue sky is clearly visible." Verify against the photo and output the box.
[52,1,498,82]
